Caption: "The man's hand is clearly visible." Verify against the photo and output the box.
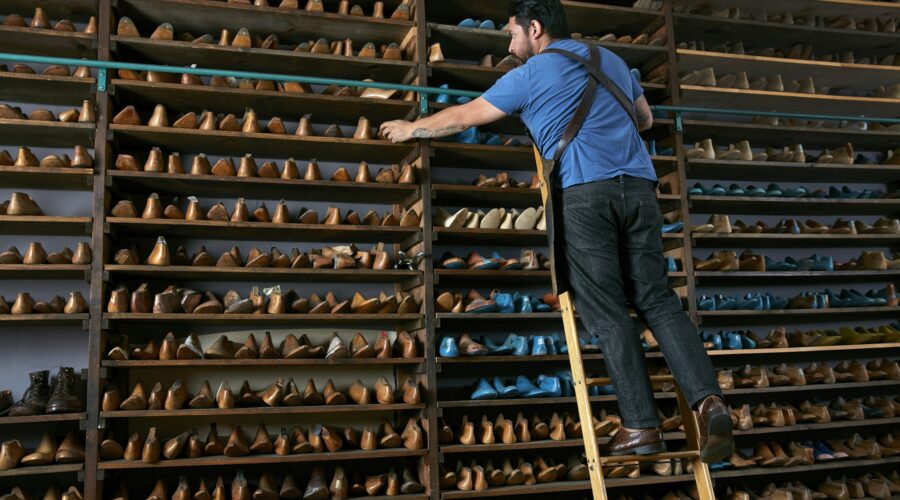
[379,120,416,143]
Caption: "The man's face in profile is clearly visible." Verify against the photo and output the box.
[507,16,537,61]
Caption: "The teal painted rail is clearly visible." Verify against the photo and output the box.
[2,52,899,123]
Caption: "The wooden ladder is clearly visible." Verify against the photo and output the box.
[532,147,716,500]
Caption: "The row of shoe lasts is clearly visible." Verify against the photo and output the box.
[690,182,897,199]
[435,289,560,314]
[447,126,526,146]
[116,149,416,184]
[222,0,411,20]
[0,485,82,500]
[681,67,900,98]
[122,464,425,500]
[107,284,419,315]
[441,332,573,357]
[0,146,94,169]
[439,250,549,271]
[698,285,897,311]
[100,419,424,463]
[689,139,900,166]
[109,193,420,227]
[2,7,96,33]
[427,43,522,71]
[441,411,620,446]
[433,206,545,230]
[694,249,900,272]
[104,376,421,411]
[717,360,899,391]
[675,4,898,33]
[1,62,93,78]
[471,373,578,400]
[735,396,900,430]
[0,368,82,416]
[106,330,417,361]
[449,455,611,492]
[729,473,900,500]
[751,113,900,132]
[699,325,900,350]
[691,214,900,235]
[117,17,408,60]
[571,24,667,46]
[680,39,900,68]
[0,102,94,123]
[472,172,539,189]
[0,242,91,265]
[113,104,386,140]
[0,292,87,315]
[0,432,84,471]
[118,239,416,271]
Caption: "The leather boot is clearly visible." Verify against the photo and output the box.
[8,370,50,416]
[45,367,82,413]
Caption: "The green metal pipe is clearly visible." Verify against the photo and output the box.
[1,51,897,124]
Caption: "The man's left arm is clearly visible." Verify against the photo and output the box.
[380,97,509,143]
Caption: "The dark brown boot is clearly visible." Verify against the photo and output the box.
[697,394,734,463]
[45,367,83,414]
[599,426,665,456]
[8,370,50,416]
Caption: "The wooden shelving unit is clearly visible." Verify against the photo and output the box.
[1,0,897,498]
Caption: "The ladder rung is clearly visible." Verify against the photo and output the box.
[585,375,675,387]
[600,450,700,464]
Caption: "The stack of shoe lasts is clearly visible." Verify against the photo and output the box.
[433,207,545,230]
[0,291,88,315]
[470,372,574,400]
[434,289,560,314]
[438,250,550,271]
[694,214,900,235]
[0,146,94,169]
[440,333,576,357]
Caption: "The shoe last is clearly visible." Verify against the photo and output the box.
[470,378,499,400]
[439,337,459,357]
[531,336,548,356]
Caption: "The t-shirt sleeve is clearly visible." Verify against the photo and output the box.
[630,69,644,99]
[482,66,529,115]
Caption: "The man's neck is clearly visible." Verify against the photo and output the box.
[536,37,560,55]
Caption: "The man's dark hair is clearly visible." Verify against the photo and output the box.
[508,0,570,39]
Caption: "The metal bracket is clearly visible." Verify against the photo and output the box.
[674,112,683,133]
[97,68,107,93]
[419,94,429,115]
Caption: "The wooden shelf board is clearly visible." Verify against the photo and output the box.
[99,448,426,469]
[441,475,689,499]
[1,0,96,20]
[686,159,900,184]
[0,26,96,59]
[674,0,900,18]
[679,85,900,118]
[0,413,87,426]
[688,195,900,216]
[680,119,900,151]
[101,403,425,418]
[105,265,420,283]
[109,124,414,164]
[111,36,416,83]
[0,72,95,106]
[430,142,535,171]
[0,463,83,478]
[0,120,94,148]
[102,358,425,368]
[434,269,685,286]
[103,313,422,325]
[0,314,88,324]
[0,166,93,190]
[695,270,900,284]
[106,218,419,243]
[432,184,541,208]
[0,216,91,236]
[107,170,417,205]
[0,264,90,280]
[111,79,416,125]
[698,306,900,323]
[433,227,548,246]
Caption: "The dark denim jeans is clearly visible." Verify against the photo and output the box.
[561,175,721,429]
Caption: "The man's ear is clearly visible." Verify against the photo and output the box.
[530,19,543,39]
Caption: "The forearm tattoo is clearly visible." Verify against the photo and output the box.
[412,126,465,138]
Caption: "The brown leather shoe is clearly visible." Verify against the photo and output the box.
[45,367,82,414]
[8,370,50,416]
[600,426,665,456]
[697,394,735,463]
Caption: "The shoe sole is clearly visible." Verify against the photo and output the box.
[608,441,667,456]
[700,410,734,463]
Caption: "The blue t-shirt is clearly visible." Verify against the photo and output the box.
[482,39,655,188]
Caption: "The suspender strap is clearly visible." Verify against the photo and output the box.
[545,44,600,163]
[543,43,640,132]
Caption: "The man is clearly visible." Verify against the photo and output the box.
[380,0,733,463]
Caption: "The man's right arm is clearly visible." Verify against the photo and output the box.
[634,94,653,132]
